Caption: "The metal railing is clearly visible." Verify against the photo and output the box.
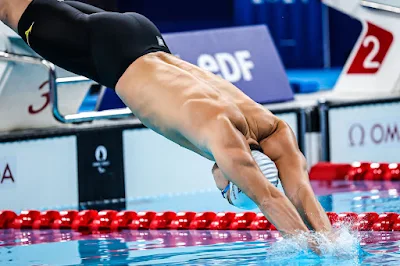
[55,76,133,123]
[0,51,134,124]
[361,0,400,14]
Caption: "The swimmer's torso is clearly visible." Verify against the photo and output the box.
[116,52,278,160]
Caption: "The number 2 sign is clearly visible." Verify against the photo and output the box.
[348,22,394,74]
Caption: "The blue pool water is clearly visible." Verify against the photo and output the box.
[1,181,400,265]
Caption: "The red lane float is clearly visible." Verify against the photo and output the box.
[189,212,216,230]
[393,215,400,231]
[12,210,41,229]
[90,210,118,231]
[71,210,98,232]
[347,162,371,181]
[250,213,272,230]
[310,162,400,181]
[149,211,176,230]
[337,212,358,224]
[326,212,339,225]
[354,212,379,231]
[2,210,400,233]
[309,163,352,181]
[230,212,257,230]
[372,212,399,231]
[129,211,156,230]
[110,211,137,231]
[209,212,235,230]
[32,210,61,229]
[385,163,400,181]
[170,212,196,230]
[52,210,78,229]
[0,210,17,229]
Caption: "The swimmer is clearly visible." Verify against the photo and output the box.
[0,0,332,240]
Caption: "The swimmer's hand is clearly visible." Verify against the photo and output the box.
[308,232,340,255]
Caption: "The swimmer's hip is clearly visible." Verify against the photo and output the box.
[17,0,171,89]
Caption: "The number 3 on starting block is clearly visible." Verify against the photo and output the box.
[348,22,394,74]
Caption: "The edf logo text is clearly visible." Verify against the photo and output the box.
[197,51,255,83]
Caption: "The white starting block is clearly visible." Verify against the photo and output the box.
[0,23,94,131]
[317,0,400,163]
[323,0,400,98]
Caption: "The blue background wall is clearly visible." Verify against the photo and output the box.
[81,0,362,69]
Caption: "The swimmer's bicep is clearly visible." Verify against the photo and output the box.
[258,121,312,198]
[259,121,307,179]
[208,118,276,204]
[259,120,299,162]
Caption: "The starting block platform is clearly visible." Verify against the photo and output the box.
[0,23,95,131]
[323,0,400,97]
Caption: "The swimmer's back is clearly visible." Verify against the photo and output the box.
[152,52,279,141]
[116,52,278,148]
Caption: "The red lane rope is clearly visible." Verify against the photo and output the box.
[1,210,400,233]
[310,162,400,181]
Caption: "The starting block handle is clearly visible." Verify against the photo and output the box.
[54,77,133,123]
[0,51,134,124]
[361,1,400,14]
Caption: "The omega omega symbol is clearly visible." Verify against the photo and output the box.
[349,123,400,146]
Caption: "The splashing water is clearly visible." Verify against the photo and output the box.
[264,225,368,265]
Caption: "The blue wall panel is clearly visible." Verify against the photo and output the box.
[328,8,362,67]
[112,0,360,69]
[234,0,324,68]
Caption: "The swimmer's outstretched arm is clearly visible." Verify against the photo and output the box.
[260,120,332,233]
[208,117,309,235]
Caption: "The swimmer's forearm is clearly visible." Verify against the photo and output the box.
[288,180,332,232]
[208,120,309,234]
[257,184,310,235]
[276,154,332,232]
[215,150,309,235]
[214,149,309,233]
[260,120,332,232]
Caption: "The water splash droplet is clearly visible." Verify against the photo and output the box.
[264,225,367,265]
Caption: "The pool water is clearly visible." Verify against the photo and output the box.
[1,181,400,265]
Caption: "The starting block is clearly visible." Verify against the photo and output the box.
[0,23,96,131]
[315,0,400,164]
[323,0,400,98]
